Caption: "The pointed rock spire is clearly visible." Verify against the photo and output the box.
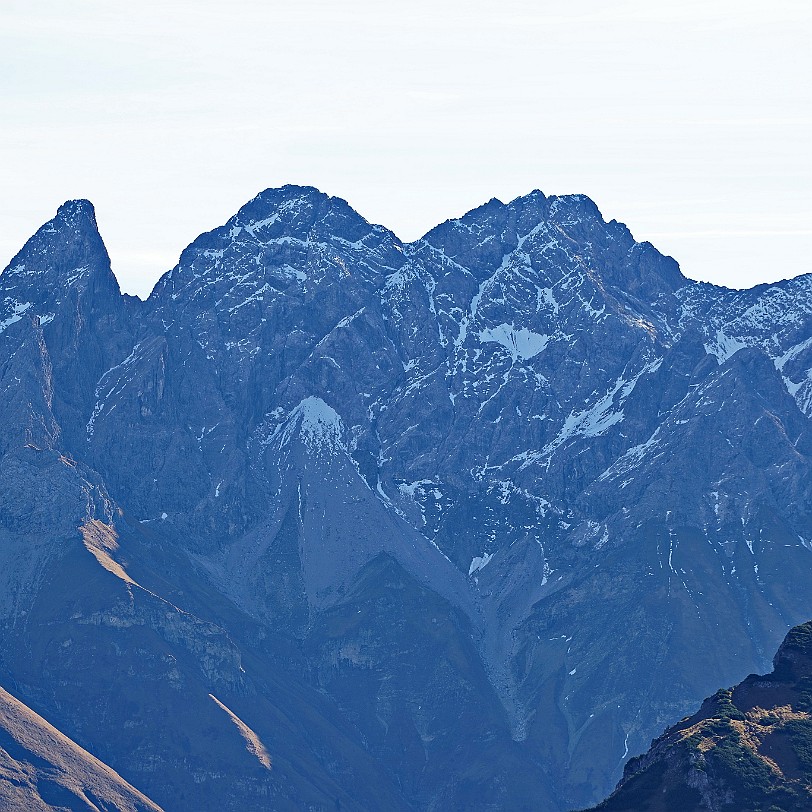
[1,199,119,306]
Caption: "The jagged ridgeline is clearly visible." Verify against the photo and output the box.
[585,620,812,811]
[0,186,810,811]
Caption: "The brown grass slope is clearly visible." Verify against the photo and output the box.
[0,685,163,812]
[584,620,812,812]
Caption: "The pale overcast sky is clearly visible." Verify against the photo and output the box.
[2,0,811,298]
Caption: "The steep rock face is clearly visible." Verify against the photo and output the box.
[0,200,136,452]
[0,461,411,811]
[0,186,811,810]
[214,395,474,627]
[586,620,812,811]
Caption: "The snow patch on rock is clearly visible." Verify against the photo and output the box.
[295,397,344,454]
[478,323,549,361]
[0,300,32,333]
[469,552,494,575]
[262,397,345,457]
[704,329,748,363]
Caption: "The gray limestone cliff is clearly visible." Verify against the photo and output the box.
[0,186,811,810]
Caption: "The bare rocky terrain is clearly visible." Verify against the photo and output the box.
[0,187,810,810]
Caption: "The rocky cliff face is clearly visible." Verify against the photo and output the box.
[1,186,811,810]
[586,620,812,811]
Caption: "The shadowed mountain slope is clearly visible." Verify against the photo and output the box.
[1,186,811,809]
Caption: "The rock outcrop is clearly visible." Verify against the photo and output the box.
[585,620,812,811]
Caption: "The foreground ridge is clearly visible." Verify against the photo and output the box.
[585,620,812,811]
[0,685,162,812]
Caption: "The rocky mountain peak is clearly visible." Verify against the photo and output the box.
[415,188,684,317]
[1,199,116,297]
[55,197,98,225]
[1,188,812,812]
[0,200,135,460]
[239,184,374,240]
[150,185,404,310]
[773,620,812,681]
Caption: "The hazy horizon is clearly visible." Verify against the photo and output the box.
[2,0,810,298]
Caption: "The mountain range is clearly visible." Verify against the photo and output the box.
[1,185,811,810]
